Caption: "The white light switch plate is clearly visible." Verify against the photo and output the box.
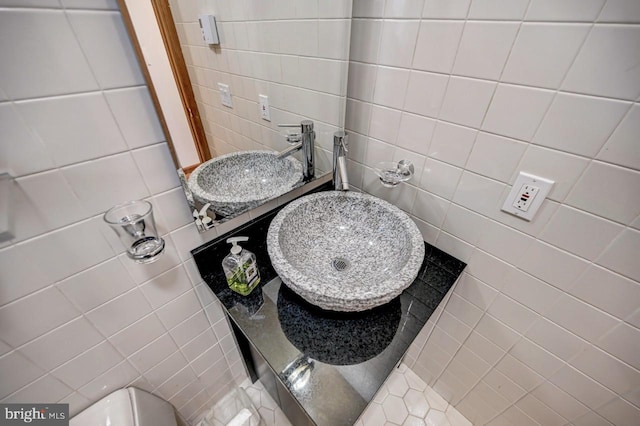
[502,172,554,221]
[218,83,233,108]
[258,94,270,121]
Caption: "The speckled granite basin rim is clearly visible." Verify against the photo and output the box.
[188,150,303,217]
[267,191,425,312]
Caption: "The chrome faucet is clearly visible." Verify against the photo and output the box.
[333,131,349,191]
[276,120,315,182]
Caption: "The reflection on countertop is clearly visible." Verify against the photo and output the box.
[192,190,466,426]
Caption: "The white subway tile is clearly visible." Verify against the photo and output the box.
[137,349,186,388]
[531,381,590,422]
[373,67,410,110]
[573,411,615,426]
[442,205,489,246]
[428,121,477,167]
[86,288,152,337]
[503,23,590,89]
[0,10,97,100]
[347,63,377,102]
[349,19,383,63]
[546,294,620,342]
[67,11,145,89]
[439,77,496,128]
[515,145,589,202]
[476,219,534,265]
[378,20,420,68]
[155,289,202,331]
[353,0,385,17]
[483,369,526,404]
[453,172,507,218]
[517,240,589,291]
[3,374,72,405]
[78,360,138,402]
[0,351,44,400]
[435,231,474,262]
[364,138,395,166]
[345,99,372,135]
[403,71,449,118]
[563,25,640,100]
[495,354,545,391]
[139,265,192,309]
[597,228,640,282]
[515,394,567,426]
[169,312,209,348]
[318,1,351,19]
[468,0,529,20]
[483,84,555,141]
[445,293,483,327]
[109,313,165,357]
[598,322,640,371]
[104,87,166,150]
[597,104,640,170]
[318,20,351,60]
[487,294,539,334]
[128,333,177,374]
[153,189,193,234]
[422,0,470,18]
[13,170,87,241]
[0,287,79,348]
[0,0,60,5]
[569,265,640,321]
[0,103,54,176]
[19,317,103,371]
[413,21,464,73]
[62,152,150,216]
[120,236,181,285]
[61,0,118,9]
[182,330,217,363]
[573,345,640,399]
[540,205,624,261]
[598,0,640,23]
[420,158,463,199]
[526,317,588,361]
[455,273,498,310]
[369,105,402,144]
[476,315,521,352]
[51,341,122,389]
[502,268,563,315]
[466,132,527,183]
[465,249,513,289]
[567,161,640,224]
[453,22,519,80]
[16,93,127,167]
[412,189,450,227]
[526,0,606,21]
[384,0,426,18]
[598,397,640,426]
[533,92,630,157]
[397,113,436,155]
[549,365,615,407]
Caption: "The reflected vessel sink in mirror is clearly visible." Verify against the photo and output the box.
[267,191,425,312]
[188,150,303,217]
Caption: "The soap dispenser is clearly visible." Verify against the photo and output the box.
[222,236,260,296]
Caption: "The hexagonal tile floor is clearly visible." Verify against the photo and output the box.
[239,363,471,426]
[355,363,472,426]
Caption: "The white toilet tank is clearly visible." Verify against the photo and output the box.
[70,387,178,426]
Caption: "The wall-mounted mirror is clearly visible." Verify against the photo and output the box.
[120,0,352,231]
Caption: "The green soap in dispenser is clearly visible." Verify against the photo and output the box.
[223,236,260,296]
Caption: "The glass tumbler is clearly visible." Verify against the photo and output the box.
[104,200,165,264]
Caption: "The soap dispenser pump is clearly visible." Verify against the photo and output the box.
[222,236,260,296]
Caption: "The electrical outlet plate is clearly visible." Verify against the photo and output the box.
[218,83,232,108]
[502,172,554,221]
[258,94,270,121]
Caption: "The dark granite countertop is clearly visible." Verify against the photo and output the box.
[192,189,465,426]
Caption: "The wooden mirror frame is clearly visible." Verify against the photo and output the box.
[117,0,211,174]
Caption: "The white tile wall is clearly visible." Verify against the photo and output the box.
[0,3,243,424]
[347,1,640,425]
[170,0,351,170]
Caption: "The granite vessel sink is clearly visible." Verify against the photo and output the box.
[267,191,425,312]
[188,150,302,217]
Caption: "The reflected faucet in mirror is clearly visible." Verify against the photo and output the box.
[276,120,315,183]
